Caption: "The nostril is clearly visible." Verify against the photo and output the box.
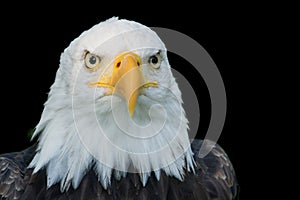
[137,61,140,66]
[116,62,121,68]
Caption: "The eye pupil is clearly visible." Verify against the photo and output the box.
[150,56,158,64]
[89,56,97,65]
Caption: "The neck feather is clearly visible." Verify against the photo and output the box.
[29,89,195,191]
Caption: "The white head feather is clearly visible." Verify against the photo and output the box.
[29,17,195,191]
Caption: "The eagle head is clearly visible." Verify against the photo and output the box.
[29,17,195,191]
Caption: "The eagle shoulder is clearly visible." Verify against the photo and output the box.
[191,139,239,200]
[0,145,36,200]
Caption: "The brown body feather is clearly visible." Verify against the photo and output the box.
[0,140,239,200]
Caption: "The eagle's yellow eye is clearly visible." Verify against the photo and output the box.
[149,53,162,69]
[84,52,101,70]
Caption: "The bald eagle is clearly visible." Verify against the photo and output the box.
[0,17,239,199]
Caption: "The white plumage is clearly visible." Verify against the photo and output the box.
[29,17,195,191]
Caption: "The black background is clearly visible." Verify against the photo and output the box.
[0,4,274,200]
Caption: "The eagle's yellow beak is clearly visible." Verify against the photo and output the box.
[89,52,157,116]
[111,52,142,116]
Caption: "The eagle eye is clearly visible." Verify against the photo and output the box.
[84,52,101,70]
[149,52,162,69]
